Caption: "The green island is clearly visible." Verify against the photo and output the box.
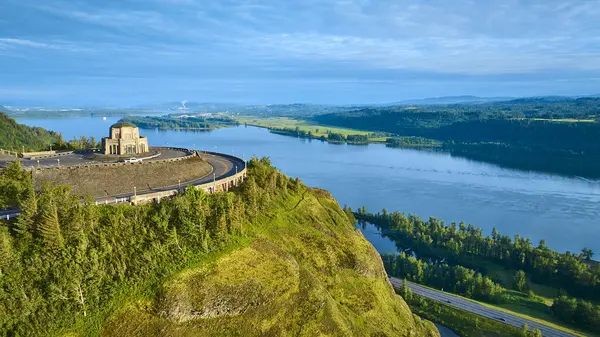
[356,209,600,336]
[121,115,238,131]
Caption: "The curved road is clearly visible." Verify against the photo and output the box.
[390,277,576,337]
[95,152,245,203]
[1,151,246,219]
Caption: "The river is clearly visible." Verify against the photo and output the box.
[16,115,600,255]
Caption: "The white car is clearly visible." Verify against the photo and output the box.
[124,158,141,163]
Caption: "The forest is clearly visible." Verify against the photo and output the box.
[313,99,600,178]
[122,115,237,130]
[357,209,600,333]
[269,127,371,144]
[0,113,58,152]
[0,158,303,335]
[0,158,438,336]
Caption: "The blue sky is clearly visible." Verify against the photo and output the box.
[1,0,600,106]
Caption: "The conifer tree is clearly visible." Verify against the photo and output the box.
[39,202,64,250]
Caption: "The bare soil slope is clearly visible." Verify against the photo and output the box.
[32,156,212,197]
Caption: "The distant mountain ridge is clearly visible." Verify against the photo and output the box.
[393,95,515,105]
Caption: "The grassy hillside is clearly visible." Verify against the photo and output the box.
[0,112,58,151]
[0,159,438,337]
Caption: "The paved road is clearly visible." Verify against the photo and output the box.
[93,152,243,203]
[1,151,246,219]
[0,148,190,169]
[389,277,576,337]
[0,208,20,220]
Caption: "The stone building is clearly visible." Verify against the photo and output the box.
[102,122,149,155]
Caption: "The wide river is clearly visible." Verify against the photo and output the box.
[17,115,600,254]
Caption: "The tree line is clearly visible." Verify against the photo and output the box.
[396,281,544,337]
[382,253,502,302]
[356,210,599,301]
[386,136,440,148]
[0,157,301,335]
[358,209,600,333]
[269,127,371,144]
[312,102,600,178]
[122,116,237,130]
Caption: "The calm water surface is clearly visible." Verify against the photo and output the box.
[17,115,600,254]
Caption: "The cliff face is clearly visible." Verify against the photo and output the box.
[0,158,437,336]
[101,187,439,337]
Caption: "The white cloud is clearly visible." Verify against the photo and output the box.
[245,33,600,75]
[3,0,600,76]
[0,38,52,49]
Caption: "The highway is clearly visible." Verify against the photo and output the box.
[389,277,576,337]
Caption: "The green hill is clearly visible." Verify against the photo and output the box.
[0,112,57,151]
[0,158,438,337]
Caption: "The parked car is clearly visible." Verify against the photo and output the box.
[124,158,141,163]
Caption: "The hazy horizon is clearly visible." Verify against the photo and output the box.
[2,0,600,106]
[4,93,600,110]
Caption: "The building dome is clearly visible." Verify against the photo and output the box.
[110,121,138,129]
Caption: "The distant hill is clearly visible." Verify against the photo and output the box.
[0,112,58,151]
[0,105,11,113]
[394,95,515,105]
[502,96,600,105]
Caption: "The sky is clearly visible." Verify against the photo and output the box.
[1,0,600,106]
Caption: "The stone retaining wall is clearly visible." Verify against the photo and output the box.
[27,151,75,160]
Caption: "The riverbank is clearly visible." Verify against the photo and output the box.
[357,210,600,336]
[234,116,389,145]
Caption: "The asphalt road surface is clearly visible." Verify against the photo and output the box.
[1,151,245,219]
[389,277,576,337]
[94,152,244,203]
[0,148,190,169]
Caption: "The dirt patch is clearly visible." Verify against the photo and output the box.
[32,156,212,198]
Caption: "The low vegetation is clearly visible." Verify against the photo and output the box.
[237,116,389,145]
[0,158,438,336]
[357,209,600,335]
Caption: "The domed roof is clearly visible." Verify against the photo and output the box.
[110,121,138,129]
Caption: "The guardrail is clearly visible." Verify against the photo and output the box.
[2,149,248,214]
[28,147,196,171]
[130,154,247,205]
[27,151,74,160]
[0,149,18,157]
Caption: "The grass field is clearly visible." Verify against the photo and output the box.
[234,116,386,141]
[96,186,439,337]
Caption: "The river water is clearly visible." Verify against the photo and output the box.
[16,115,600,255]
